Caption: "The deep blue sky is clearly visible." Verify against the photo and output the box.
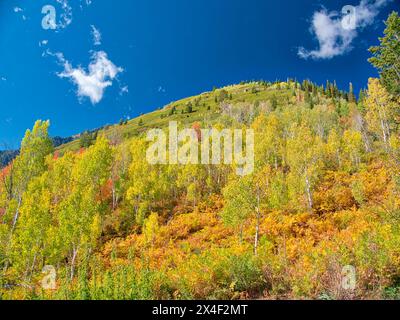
[0,0,399,148]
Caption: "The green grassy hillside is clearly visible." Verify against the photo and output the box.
[57,81,296,153]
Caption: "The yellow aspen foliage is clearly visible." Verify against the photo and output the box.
[365,78,398,150]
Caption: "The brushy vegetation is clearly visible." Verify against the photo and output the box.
[0,11,399,301]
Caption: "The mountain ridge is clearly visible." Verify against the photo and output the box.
[56,79,355,153]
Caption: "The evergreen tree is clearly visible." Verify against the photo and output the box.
[186,102,193,114]
[169,106,176,116]
[349,83,356,103]
[369,12,400,97]
[326,80,331,97]
[270,95,278,110]
[80,131,97,148]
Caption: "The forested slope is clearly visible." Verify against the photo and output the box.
[0,11,399,301]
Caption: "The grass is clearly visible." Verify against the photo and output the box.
[57,82,294,154]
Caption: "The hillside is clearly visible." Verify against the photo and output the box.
[1,9,400,298]
[0,150,19,168]
[2,74,400,301]
[56,81,296,153]
[1,0,399,304]
[0,137,74,168]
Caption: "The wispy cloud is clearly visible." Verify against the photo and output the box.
[55,0,73,29]
[51,51,123,104]
[13,6,27,21]
[298,0,390,60]
[55,0,92,30]
[91,25,102,46]
[119,85,129,95]
[80,0,93,9]
[39,40,49,47]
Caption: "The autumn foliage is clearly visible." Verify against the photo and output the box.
[1,13,400,299]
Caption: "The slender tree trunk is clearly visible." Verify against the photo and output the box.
[3,196,22,274]
[361,131,372,153]
[377,103,390,151]
[254,208,260,256]
[11,196,22,233]
[254,190,261,256]
[380,118,389,148]
[305,175,313,212]
[70,246,79,281]
[27,251,38,282]
[112,186,117,210]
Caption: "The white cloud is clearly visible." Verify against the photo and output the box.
[298,0,390,60]
[13,6,27,21]
[80,0,93,9]
[1,77,7,81]
[54,51,123,104]
[120,85,129,95]
[39,40,49,47]
[53,0,93,29]
[91,25,102,46]
[56,0,73,29]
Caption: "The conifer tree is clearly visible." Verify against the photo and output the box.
[369,12,400,97]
